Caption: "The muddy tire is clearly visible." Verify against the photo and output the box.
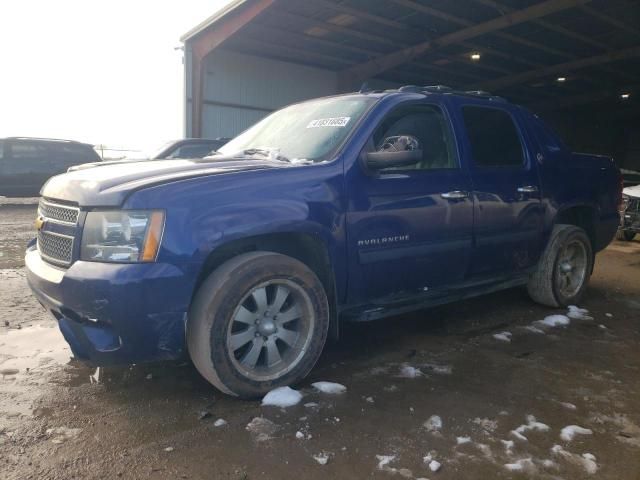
[187,251,329,398]
[616,230,636,241]
[527,225,593,307]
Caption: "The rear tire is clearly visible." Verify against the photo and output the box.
[527,225,593,307]
[187,251,329,398]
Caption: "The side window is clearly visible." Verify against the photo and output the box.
[462,106,524,167]
[372,104,457,171]
[7,142,52,174]
[530,115,565,154]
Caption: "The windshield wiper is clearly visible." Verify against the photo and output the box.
[240,148,291,163]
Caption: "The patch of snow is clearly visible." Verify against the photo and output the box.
[567,305,593,320]
[537,314,570,327]
[46,427,82,444]
[262,386,303,407]
[551,445,598,474]
[560,402,577,411]
[493,331,512,342]
[512,415,550,441]
[598,324,607,330]
[511,430,528,441]
[312,381,347,394]
[523,325,546,334]
[384,384,399,392]
[501,439,515,453]
[504,458,536,473]
[560,425,593,441]
[376,455,396,470]
[365,396,374,403]
[428,460,441,472]
[605,313,613,318]
[456,436,472,445]
[423,415,443,432]
[213,418,227,427]
[246,417,280,442]
[313,453,330,465]
[423,363,453,375]
[164,446,174,452]
[398,364,423,378]
[295,431,305,440]
[304,402,319,408]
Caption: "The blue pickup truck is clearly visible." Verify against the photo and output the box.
[26,86,621,398]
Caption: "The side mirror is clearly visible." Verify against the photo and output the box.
[365,135,422,170]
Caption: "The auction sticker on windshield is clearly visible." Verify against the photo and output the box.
[306,117,351,128]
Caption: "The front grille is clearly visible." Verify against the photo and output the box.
[38,200,79,225]
[37,231,74,265]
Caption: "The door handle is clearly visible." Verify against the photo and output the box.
[441,190,469,199]
[517,185,539,194]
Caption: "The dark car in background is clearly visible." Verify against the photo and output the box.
[0,137,100,197]
[152,138,230,160]
[67,138,231,172]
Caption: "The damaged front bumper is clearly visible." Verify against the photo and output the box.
[25,244,191,365]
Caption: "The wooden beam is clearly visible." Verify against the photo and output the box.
[580,5,640,38]
[472,0,638,81]
[271,9,404,49]
[390,0,580,61]
[189,0,276,137]
[472,0,608,51]
[230,35,357,67]
[248,23,377,59]
[313,0,541,72]
[476,45,640,91]
[340,0,589,87]
[190,0,276,59]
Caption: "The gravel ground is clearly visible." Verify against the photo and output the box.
[1,203,639,480]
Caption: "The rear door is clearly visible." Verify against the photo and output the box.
[457,102,544,277]
[345,100,474,305]
[4,140,52,196]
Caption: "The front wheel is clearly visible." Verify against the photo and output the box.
[187,251,329,398]
[527,225,593,307]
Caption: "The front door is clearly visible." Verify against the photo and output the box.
[458,103,544,277]
[345,102,474,305]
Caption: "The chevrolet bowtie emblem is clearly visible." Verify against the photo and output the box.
[34,216,45,231]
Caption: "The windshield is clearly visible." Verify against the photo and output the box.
[216,95,377,163]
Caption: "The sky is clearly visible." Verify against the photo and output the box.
[0,0,232,154]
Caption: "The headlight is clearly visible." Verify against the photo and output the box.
[80,210,165,263]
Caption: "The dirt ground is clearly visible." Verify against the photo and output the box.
[1,200,639,480]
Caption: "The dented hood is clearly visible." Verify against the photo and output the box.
[41,158,286,207]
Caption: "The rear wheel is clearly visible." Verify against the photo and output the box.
[527,225,593,307]
[187,252,329,398]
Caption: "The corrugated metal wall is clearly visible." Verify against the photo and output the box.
[187,49,339,139]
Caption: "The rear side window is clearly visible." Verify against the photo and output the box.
[462,106,524,167]
[7,142,53,174]
[529,115,565,154]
